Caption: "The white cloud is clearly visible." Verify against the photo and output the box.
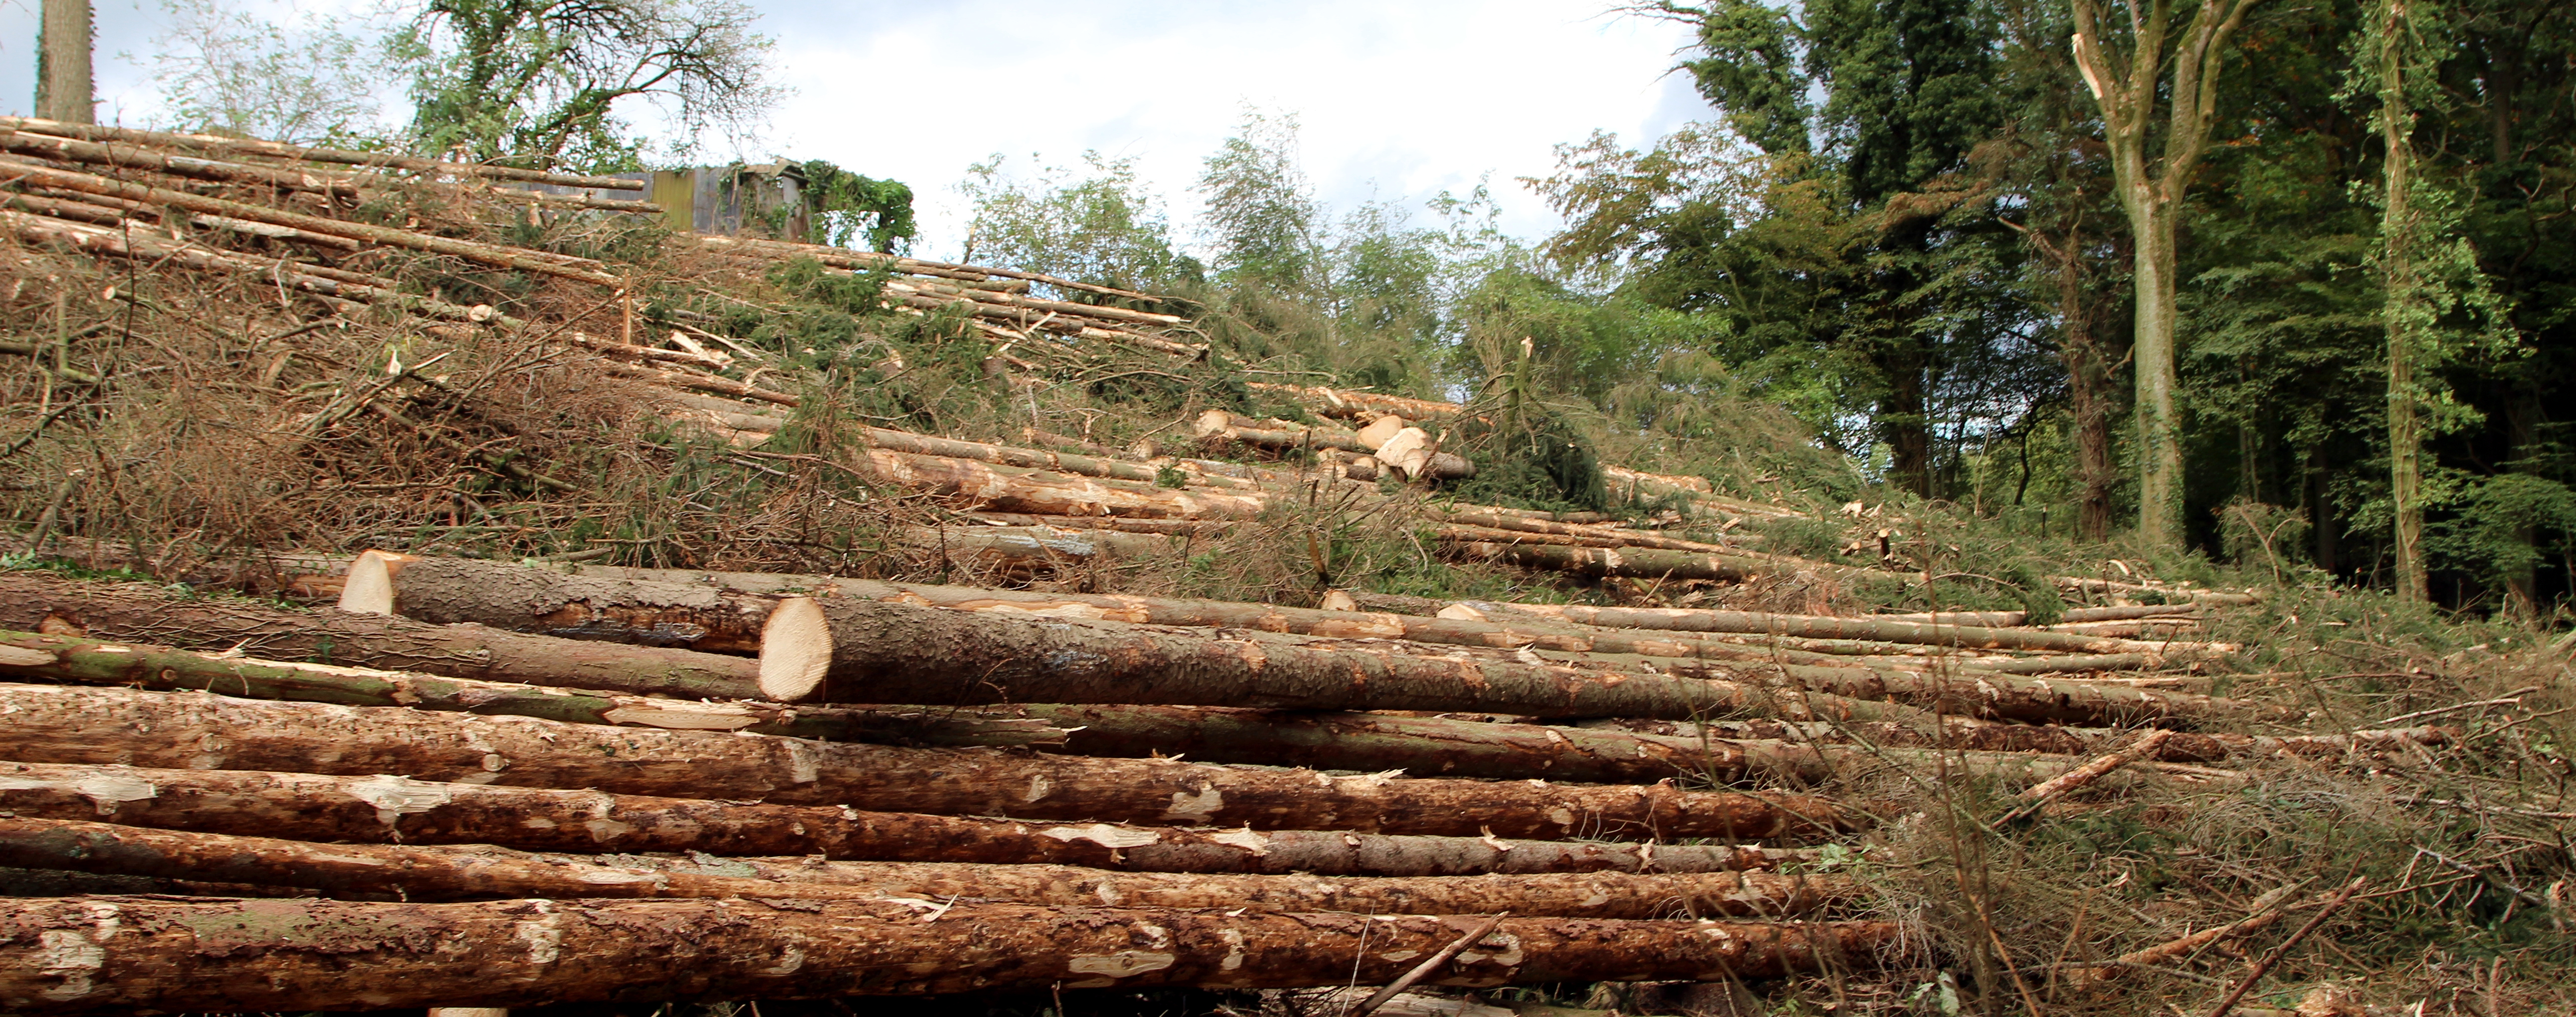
[1,0,1715,259]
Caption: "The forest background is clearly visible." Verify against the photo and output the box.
[26,0,2576,618]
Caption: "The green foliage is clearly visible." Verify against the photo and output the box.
[959,152,1192,296]
[396,0,778,171]
[799,161,917,253]
[1197,109,1322,291]
[143,0,384,145]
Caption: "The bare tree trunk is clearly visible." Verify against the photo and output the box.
[0,684,1855,841]
[0,571,761,698]
[34,0,91,124]
[0,816,1859,920]
[764,594,1925,728]
[2379,0,2430,604]
[0,895,1901,1011]
[0,761,1814,877]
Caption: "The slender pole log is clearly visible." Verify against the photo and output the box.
[0,817,1858,920]
[0,115,649,189]
[599,360,801,406]
[0,130,360,196]
[0,896,1902,1011]
[2000,730,2177,823]
[1433,519,1737,554]
[1245,381,1471,421]
[0,762,1817,876]
[1589,717,2453,765]
[0,156,625,285]
[1489,601,2226,656]
[1444,541,1759,583]
[860,446,1270,519]
[343,554,779,654]
[0,571,762,698]
[762,594,1929,729]
[0,631,1064,746]
[1867,604,2203,625]
[1195,409,1376,454]
[0,684,1855,841]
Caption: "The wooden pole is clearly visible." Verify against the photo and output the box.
[0,761,1820,876]
[0,896,1901,1010]
[0,684,1857,841]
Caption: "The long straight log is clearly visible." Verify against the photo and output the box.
[1247,381,1470,421]
[0,115,647,189]
[344,554,778,653]
[1492,601,2225,656]
[1445,541,1759,583]
[389,558,2220,726]
[862,446,1271,518]
[0,816,1855,920]
[0,684,1853,841]
[0,896,1900,1011]
[0,130,358,196]
[0,762,1814,876]
[0,571,761,698]
[762,593,1930,728]
[0,630,1065,745]
[0,155,624,285]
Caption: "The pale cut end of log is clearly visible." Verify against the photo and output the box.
[335,550,417,615]
[1356,414,1409,449]
[1436,602,1488,622]
[1194,408,1234,439]
[758,595,834,701]
[1320,590,1360,612]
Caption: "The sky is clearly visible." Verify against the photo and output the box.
[0,0,1718,261]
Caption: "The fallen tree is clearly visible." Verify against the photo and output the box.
[0,816,1856,920]
[0,684,1853,841]
[0,762,1810,877]
[1475,601,2227,657]
[0,896,1902,1010]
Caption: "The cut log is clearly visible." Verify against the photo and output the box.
[976,704,1831,785]
[0,896,1901,1010]
[342,552,777,653]
[761,593,1929,728]
[0,570,762,698]
[0,630,1064,746]
[1246,381,1472,421]
[863,446,1270,518]
[0,762,1816,877]
[1866,604,2202,626]
[0,684,1854,841]
[1445,541,1758,583]
[386,559,2210,726]
[1493,601,2224,657]
[0,816,1858,919]
[0,115,649,190]
[1196,409,1375,453]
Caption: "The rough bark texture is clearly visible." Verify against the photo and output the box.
[976,704,1827,785]
[1446,541,1755,583]
[1497,601,2212,656]
[0,571,761,698]
[0,817,1857,919]
[0,762,1813,876]
[0,684,1853,841]
[0,896,1901,1011]
[0,630,1064,746]
[787,595,1925,726]
[378,556,779,653]
[864,446,1269,519]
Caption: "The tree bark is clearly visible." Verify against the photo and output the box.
[345,553,779,653]
[0,684,1855,841]
[765,594,1926,730]
[0,816,1858,920]
[1444,541,1755,582]
[33,1,92,124]
[2379,0,2430,604]
[0,762,1812,877]
[0,571,762,698]
[2070,0,2263,548]
[0,630,1066,746]
[1246,381,1471,421]
[863,446,1270,519]
[1489,601,2213,656]
[0,896,1901,1011]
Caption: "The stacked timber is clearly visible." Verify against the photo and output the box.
[0,554,2365,1011]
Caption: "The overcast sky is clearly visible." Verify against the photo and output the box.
[0,0,1716,260]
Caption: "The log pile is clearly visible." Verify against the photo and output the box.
[0,541,2376,1011]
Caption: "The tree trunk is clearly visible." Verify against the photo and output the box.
[0,896,1901,1011]
[0,684,1854,841]
[763,594,1926,729]
[1442,541,1754,582]
[34,0,91,124]
[0,816,1858,920]
[863,446,1270,519]
[0,571,762,698]
[0,761,1814,877]
[983,704,1831,785]
[1470,601,2214,656]
[344,553,779,653]
[2132,198,2188,547]
[0,630,1066,746]
[2380,0,2430,604]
